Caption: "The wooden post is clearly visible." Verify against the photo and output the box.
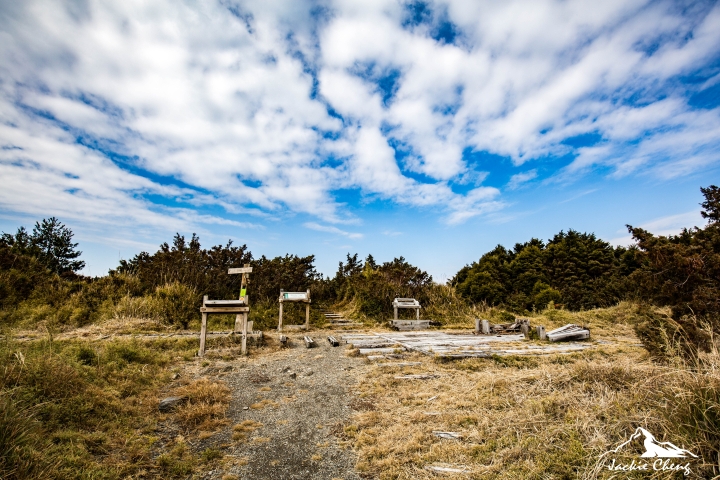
[520,323,529,339]
[199,295,209,357]
[416,307,420,320]
[474,319,481,334]
[278,290,284,332]
[481,319,490,334]
[536,325,546,340]
[241,312,248,355]
[394,305,398,320]
[305,289,310,330]
[199,312,208,357]
[239,263,250,355]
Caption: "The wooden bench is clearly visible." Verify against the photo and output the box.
[392,297,421,320]
[198,265,253,357]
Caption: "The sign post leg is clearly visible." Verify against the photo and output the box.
[199,312,208,357]
[305,302,310,330]
[241,312,248,355]
[278,301,283,332]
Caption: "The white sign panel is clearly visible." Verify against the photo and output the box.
[284,292,308,300]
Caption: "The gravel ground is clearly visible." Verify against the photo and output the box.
[200,332,369,480]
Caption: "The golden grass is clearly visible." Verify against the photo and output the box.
[172,378,231,430]
[232,420,263,442]
[249,399,279,410]
[344,304,720,479]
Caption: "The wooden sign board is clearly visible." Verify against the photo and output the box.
[283,292,308,300]
[228,267,253,274]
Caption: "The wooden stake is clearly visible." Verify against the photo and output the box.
[241,312,247,355]
[199,296,208,357]
[278,290,284,332]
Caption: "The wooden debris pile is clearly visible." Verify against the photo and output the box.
[490,317,530,334]
[547,324,590,341]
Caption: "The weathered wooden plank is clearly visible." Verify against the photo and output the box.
[279,335,288,346]
[433,431,463,440]
[394,374,440,380]
[359,347,401,355]
[228,267,253,274]
[425,464,470,474]
[204,299,248,306]
[376,362,422,367]
[349,342,397,349]
[547,324,590,341]
[327,336,339,347]
[304,336,315,348]
[200,306,250,313]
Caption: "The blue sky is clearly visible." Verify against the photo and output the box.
[1,0,719,280]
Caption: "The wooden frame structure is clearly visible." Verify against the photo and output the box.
[198,264,252,357]
[278,289,311,332]
[393,297,421,320]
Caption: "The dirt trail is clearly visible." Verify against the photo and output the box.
[201,333,369,479]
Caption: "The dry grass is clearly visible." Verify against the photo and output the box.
[344,304,720,479]
[232,420,263,442]
[172,378,232,430]
[249,398,279,410]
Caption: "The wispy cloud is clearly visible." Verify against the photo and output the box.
[608,210,704,245]
[0,0,718,239]
[507,170,538,190]
[303,222,363,239]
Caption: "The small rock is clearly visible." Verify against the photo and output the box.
[243,406,249,410]
[171,373,180,380]
[289,372,297,379]
[158,396,187,412]
[281,366,291,373]
[222,365,234,372]
[304,370,314,377]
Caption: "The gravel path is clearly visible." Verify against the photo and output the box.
[205,333,369,479]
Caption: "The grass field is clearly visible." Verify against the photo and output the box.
[2,303,719,479]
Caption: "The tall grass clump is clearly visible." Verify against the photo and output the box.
[0,334,200,479]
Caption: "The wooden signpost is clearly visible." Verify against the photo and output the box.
[198,264,253,357]
[277,289,311,332]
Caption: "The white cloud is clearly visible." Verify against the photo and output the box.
[507,170,538,190]
[608,210,705,245]
[0,0,719,239]
[303,222,363,239]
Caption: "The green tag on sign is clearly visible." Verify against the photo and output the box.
[240,289,246,297]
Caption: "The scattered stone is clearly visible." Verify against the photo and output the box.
[158,396,187,412]
[171,373,180,380]
[289,372,297,379]
[304,370,314,376]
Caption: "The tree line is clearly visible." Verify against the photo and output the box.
[2,186,719,354]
